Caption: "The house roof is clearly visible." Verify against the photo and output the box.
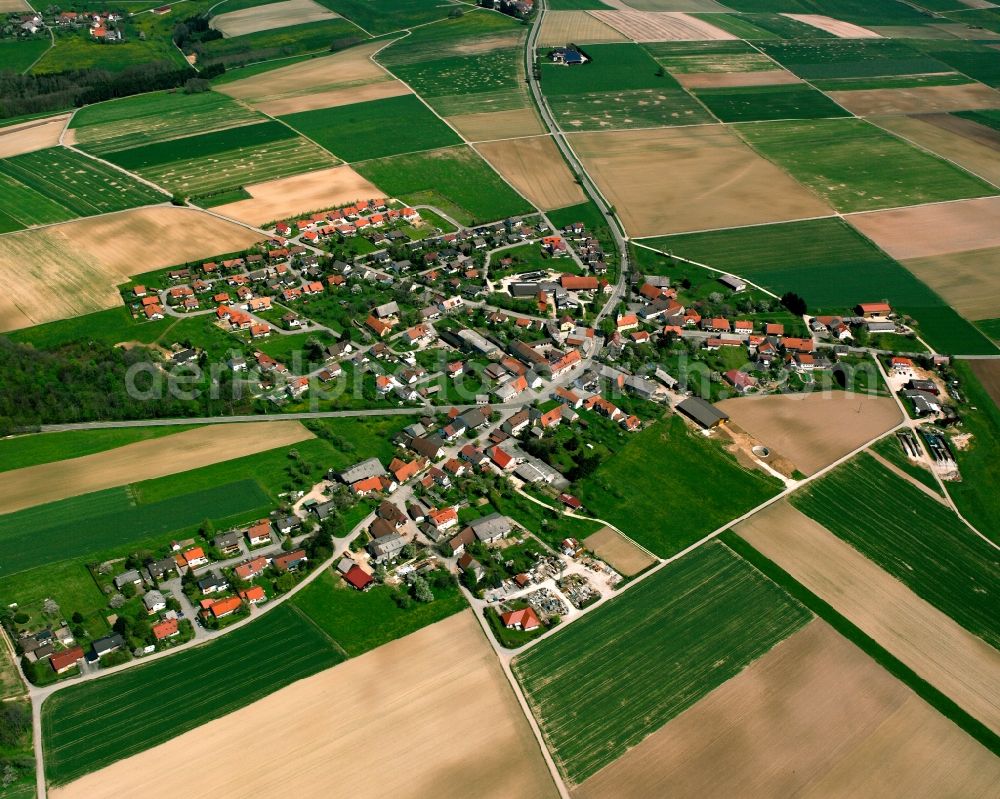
[344,565,373,590]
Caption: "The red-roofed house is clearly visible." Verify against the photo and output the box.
[501,607,540,631]
[239,586,267,605]
[210,597,242,619]
[152,619,179,641]
[50,646,85,674]
[344,564,374,591]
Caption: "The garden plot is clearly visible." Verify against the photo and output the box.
[0,207,263,333]
[212,164,382,226]
[590,10,737,41]
[573,618,1000,799]
[715,392,901,476]
[210,0,339,38]
[568,125,831,237]
[474,136,586,210]
[736,500,1000,734]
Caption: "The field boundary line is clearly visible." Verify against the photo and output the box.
[285,602,349,659]
[629,210,839,241]
[632,239,779,298]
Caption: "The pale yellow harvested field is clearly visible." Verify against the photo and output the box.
[0,114,69,158]
[781,13,882,38]
[52,612,559,799]
[846,196,1000,259]
[446,107,545,141]
[736,502,1000,734]
[537,11,627,46]
[568,126,831,236]
[210,0,338,38]
[0,423,313,515]
[583,527,656,576]
[901,246,1000,320]
[217,41,394,106]
[715,392,901,476]
[0,207,262,333]
[829,83,1000,116]
[574,619,1000,799]
[675,70,802,89]
[255,80,410,116]
[0,0,28,9]
[872,113,1000,189]
[589,10,736,41]
[475,136,585,210]
[213,164,382,226]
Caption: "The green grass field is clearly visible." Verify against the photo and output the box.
[549,86,713,130]
[512,542,810,784]
[976,318,1000,343]
[280,94,462,161]
[41,605,345,785]
[354,145,532,225]
[717,0,931,26]
[912,40,1000,89]
[642,218,997,355]
[737,118,996,213]
[316,0,464,34]
[870,436,941,495]
[0,479,269,577]
[31,27,184,74]
[811,73,972,91]
[0,426,197,473]
[642,40,779,73]
[0,147,165,227]
[575,415,783,557]
[71,90,265,155]
[541,43,671,94]
[290,568,467,657]
[545,0,612,8]
[694,12,836,40]
[693,83,849,122]
[391,50,528,117]
[758,39,952,80]
[104,120,337,198]
[954,109,1000,133]
[195,18,366,67]
[791,455,1000,648]
[0,36,50,73]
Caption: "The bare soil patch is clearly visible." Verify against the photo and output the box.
[589,10,736,42]
[0,207,262,333]
[613,0,730,10]
[901,246,1000,321]
[583,526,656,576]
[574,618,1000,799]
[781,13,882,39]
[446,107,546,141]
[210,0,338,38]
[218,41,393,106]
[715,392,901,476]
[0,422,313,515]
[213,164,382,226]
[969,359,1000,407]
[0,114,70,159]
[51,612,559,799]
[0,0,28,9]
[568,125,831,237]
[872,113,1000,189]
[675,70,801,89]
[538,11,627,46]
[829,83,1000,117]
[846,196,1000,259]
[255,80,409,116]
[736,501,1000,734]
[474,135,585,210]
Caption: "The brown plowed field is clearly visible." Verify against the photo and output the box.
[212,164,382,226]
[0,422,313,514]
[782,13,882,38]
[574,618,1000,799]
[901,246,1000,320]
[0,207,263,333]
[589,10,736,42]
[675,70,801,89]
[537,11,627,46]
[846,195,1000,259]
[51,612,559,799]
[829,83,1000,116]
[568,125,832,237]
[583,527,656,576]
[735,501,1000,734]
[446,107,546,141]
[969,359,1000,407]
[210,0,338,37]
[474,136,585,210]
[0,114,69,158]
[715,392,901,476]
[255,80,410,116]
[872,113,1000,189]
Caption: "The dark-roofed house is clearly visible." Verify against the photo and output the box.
[147,557,177,582]
[273,549,308,572]
[409,435,445,461]
[214,530,243,555]
[336,457,386,484]
[113,570,142,590]
[90,634,124,660]
[676,397,729,429]
[367,532,406,563]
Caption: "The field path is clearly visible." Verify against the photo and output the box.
[866,450,948,506]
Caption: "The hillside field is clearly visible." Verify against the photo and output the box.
[575,415,783,557]
[41,605,345,786]
[513,542,810,784]
[791,456,1000,650]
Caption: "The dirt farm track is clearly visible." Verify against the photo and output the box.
[50,612,558,799]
